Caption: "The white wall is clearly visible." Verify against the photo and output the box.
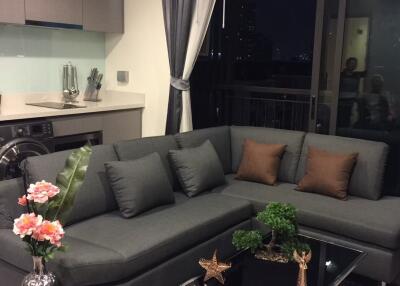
[105,0,170,137]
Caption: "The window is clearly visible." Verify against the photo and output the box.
[191,0,317,129]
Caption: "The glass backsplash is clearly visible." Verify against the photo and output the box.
[0,24,105,93]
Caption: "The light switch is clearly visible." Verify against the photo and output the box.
[117,71,129,83]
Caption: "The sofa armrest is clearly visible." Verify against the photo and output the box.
[0,178,27,229]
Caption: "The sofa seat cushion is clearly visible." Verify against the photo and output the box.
[51,193,251,285]
[0,229,123,286]
[220,178,400,250]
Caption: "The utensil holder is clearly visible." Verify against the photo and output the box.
[84,81,102,102]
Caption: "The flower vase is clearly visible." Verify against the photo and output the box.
[21,256,57,286]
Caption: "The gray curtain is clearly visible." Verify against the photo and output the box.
[162,0,196,135]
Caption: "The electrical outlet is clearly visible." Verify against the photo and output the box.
[117,71,129,83]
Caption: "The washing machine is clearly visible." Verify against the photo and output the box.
[0,120,54,181]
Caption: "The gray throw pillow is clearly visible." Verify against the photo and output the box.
[168,140,226,197]
[105,153,175,218]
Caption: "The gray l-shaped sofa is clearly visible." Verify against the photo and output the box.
[0,125,399,286]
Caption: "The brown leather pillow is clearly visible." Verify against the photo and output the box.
[236,139,286,185]
[297,147,358,200]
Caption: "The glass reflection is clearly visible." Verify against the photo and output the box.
[336,0,400,195]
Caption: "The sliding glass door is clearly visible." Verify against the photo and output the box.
[313,0,400,195]
[190,0,400,194]
[311,0,344,134]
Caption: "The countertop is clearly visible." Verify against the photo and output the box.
[0,91,145,122]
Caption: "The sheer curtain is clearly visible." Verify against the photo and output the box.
[180,0,216,132]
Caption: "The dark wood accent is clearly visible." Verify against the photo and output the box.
[0,0,24,25]
[83,0,124,33]
[329,0,347,134]
[309,0,326,133]
[25,0,83,25]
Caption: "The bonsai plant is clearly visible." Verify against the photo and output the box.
[256,202,297,250]
[232,202,310,262]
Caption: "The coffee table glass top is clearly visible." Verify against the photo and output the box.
[182,234,365,286]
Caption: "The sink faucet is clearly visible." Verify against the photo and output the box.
[62,62,79,103]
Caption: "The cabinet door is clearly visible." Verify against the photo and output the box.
[83,0,124,33]
[25,0,83,25]
[0,0,24,24]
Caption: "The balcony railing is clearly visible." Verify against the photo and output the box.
[213,85,311,131]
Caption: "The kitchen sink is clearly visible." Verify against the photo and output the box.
[26,102,87,109]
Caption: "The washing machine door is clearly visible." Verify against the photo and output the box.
[0,138,50,181]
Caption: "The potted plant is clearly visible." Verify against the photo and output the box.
[232,202,310,263]
[13,145,92,286]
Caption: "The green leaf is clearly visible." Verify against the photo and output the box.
[281,239,311,261]
[256,202,298,243]
[46,145,92,224]
[232,230,263,253]
[57,244,68,252]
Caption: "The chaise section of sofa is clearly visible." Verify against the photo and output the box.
[222,176,400,249]
[0,133,253,286]
[57,194,251,285]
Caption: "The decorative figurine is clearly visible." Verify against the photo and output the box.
[293,250,312,286]
[199,250,231,285]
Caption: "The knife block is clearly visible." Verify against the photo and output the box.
[84,81,101,102]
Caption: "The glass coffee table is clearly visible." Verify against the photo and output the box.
[181,234,366,286]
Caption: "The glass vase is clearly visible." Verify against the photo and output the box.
[21,256,57,286]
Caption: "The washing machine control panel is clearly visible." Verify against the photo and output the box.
[10,121,53,138]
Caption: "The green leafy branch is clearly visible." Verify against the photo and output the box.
[232,230,263,253]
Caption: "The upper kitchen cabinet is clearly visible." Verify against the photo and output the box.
[25,0,83,27]
[83,0,124,33]
[0,0,25,25]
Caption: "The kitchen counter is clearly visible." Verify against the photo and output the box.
[0,91,145,122]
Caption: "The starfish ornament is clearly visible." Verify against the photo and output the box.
[199,250,231,284]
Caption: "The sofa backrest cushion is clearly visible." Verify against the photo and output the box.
[0,178,26,229]
[105,153,175,218]
[231,126,306,183]
[175,126,232,174]
[114,135,180,190]
[23,145,118,224]
[295,133,389,200]
[169,140,226,197]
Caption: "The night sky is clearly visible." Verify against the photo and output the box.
[255,0,317,61]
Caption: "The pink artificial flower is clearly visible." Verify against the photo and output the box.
[13,213,43,238]
[27,181,60,204]
[18,195,28,206]
[32,220,65,247]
